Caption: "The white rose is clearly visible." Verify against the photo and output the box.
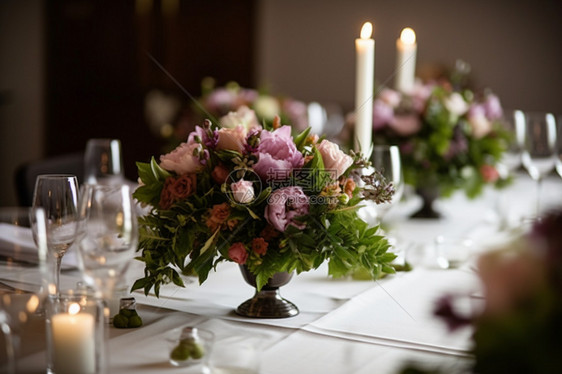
[253,96,280,121]
[219,106,260,131]
[444,92,469,117]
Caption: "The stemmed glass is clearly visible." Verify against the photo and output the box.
[31,175,80,296]
[84,138,124,185]
[494,109,525,230]
[556,116,562,177]
[497,109,525,177]
[371,145,404,224]
[521,112,558,217]
[75,184,138,305]
[0,207,49,374]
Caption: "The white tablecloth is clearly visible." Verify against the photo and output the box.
[4,173,562,374]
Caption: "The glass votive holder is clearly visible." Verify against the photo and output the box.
[210,339,261,374]
[434,235,473,269]
[45,291,105,374]
[166,327,214,370]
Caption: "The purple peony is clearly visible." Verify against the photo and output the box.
[253,126,304,182]
[483,94,503,120]
[265,186,310,232]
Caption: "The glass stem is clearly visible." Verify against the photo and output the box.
[536,177,543,218]
[1,321,16,374]
[55,255,62,296]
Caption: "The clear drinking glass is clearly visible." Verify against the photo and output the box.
[521,112,558,217]
[497,109,525,176]
[31,175,80,296]
[370,145,404,224]
[75,184,138,303]
[84,138,124,185]
[0,207,49,374]
[556,116,562,177]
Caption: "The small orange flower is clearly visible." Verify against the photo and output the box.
[206,203,231,231]
[227,218,239,231]
[260,225,280,241]
[343,178,356,198]
[251,237,268,256]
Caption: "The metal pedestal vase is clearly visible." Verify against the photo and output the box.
[411,186,442,219]
[236,265,299,318]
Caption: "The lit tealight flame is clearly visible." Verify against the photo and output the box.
[360,22,373,39]
[400,27,416,45]
[26,295,39,314]
[68,302,81,315]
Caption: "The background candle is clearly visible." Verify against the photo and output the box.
[395,27,417,93]
[355,22,374,156]
[51,304,96,374]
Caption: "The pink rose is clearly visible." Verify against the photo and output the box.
[231,179,255,204]
[228,242,248,264]
[379,88,402,107]
[389,114,421,136]
[480,164,499,183]
[411,81,433,113]
[216,125,247,153]
[316,139,354,179]
[372,99,394,130]
[160,142,204,175]
[205,88,236,114]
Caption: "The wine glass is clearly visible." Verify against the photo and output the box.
[556,116,562,177]
[75,184,138,304]
[497,109,525,177]
[371,145,404,224]
[32,175,80,296]
[521,112,558,217]
[494,109,525,230]
[84,138,124,185]
[0,207,49,374]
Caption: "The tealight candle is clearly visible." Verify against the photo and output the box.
[355,21,375,156]
[395,27,417,93]
[51,302,96,374]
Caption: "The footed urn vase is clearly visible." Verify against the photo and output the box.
[236,265,299,318]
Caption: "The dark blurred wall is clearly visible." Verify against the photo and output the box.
[0,0,44,206]
[256,0,562,114]
[45,0,256,180]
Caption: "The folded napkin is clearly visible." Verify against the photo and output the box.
[0,223,78,268]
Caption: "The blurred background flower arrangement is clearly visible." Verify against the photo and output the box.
[132,106,396,295]
[427,209,562,374]
[357,61,512,199]
[145,78,312,152]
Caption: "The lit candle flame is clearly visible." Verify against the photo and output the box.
[360,22,373,39]
[68,302,81,315]
[400,27,416,45]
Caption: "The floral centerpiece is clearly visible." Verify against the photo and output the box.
[132,106,396,300]
[365,67,510,202]
[426,209,562,374]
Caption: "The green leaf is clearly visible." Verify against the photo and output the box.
[294,127,312,151]
[150,156,171,180]
[200,229,220,255]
